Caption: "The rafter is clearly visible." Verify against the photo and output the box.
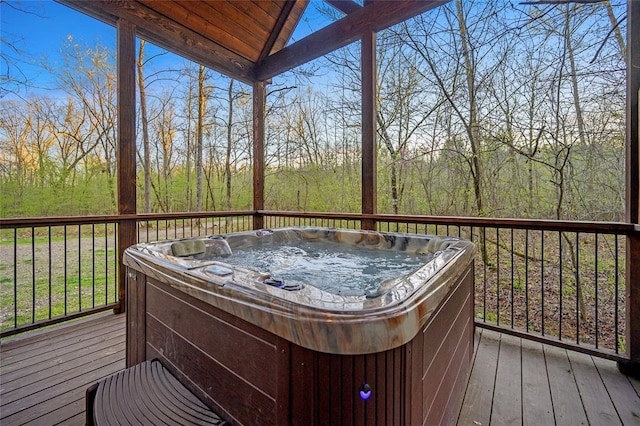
[256,0,449,81]
[258,0,299,63]
[325,0,362,15]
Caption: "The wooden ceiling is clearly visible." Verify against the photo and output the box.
[137,0,307,64]
[56,0,448,83]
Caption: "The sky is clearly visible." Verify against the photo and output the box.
[2,1,115,50]
[2,1,115,97]
[1,0,335,99]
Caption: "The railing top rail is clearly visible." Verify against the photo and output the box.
[257,210,637,234]
[1,210,636,235]
[0,215,122,228]
[0,211,253,229]
[131,211,252,221]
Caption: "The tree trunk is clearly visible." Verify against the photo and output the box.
[196,65,205,212]
[225,79,234,212]
[137,39,151,213]
[185,70,193,210]
[563,4,587,322]
[455,0,484,215]
[605,0,625,60]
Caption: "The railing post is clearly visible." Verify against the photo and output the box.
[253,81,266,231]
[620,0,640,378]
[622,230,640,378]
[116,18,137,315]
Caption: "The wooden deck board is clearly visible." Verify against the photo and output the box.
[544,343,589,425]
[1,351,124,424]
[1,333,124,387]
[2,349,124,405]
[567,350,622,426]
[1,316,124,355]
[20,398,85,426]
[457,328,499,426]
[521,338,554,425]
[491,333,522,424]
[2,315,640,425]
[627,372,640,398]
[1,313,125,426]
[592,356,640,425]
[1,325,124,374]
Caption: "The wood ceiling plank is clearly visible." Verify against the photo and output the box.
[251,0,286,21]
[54,0,118,26]
[140,0,261,62]
[59,0,256,83]
[256,0,449,80]
[259,0,297,62]
[190,1,270,42]
[225,1,277,37]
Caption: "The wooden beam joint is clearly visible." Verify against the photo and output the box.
[257,0,448,81]
[325,0,362,15]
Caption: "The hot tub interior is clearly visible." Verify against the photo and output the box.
[135,227,464,301]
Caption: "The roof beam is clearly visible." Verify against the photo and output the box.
[56,0,256,83]
[325,0,362,15]
[258,0,298,63]
[256,0,449,81]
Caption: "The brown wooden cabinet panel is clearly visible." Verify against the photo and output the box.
[127,261,474,425]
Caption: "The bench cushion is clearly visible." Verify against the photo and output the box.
[88,360,228,425]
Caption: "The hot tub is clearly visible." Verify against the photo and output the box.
[124,227,475,425]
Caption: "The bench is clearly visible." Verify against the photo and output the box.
[86,359,228,425]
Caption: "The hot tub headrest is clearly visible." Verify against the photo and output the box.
[171,239,206,257]
[426,237,453,253]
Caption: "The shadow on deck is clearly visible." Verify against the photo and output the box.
[1,313,639,425]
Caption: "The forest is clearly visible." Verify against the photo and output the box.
[0,0,628,222]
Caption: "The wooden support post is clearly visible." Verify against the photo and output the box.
[253,81,266,230]
[361,27,377,231]
[116,19,137,319]
[620,0,640,379]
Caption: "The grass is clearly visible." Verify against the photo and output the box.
[0,240,118,330]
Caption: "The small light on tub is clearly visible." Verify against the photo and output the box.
[359,383,372,400]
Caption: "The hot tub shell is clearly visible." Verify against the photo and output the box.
[124,227,475,425]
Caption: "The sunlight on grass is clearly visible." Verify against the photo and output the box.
[0,239,118,330]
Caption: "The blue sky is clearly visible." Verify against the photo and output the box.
[1,0,335,98]
[2,1,116,96]
[2,1,115,50]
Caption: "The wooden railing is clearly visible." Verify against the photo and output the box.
[133,211,254,243]
[0,216,121,337]
[0,212,253,338]
[1,211,635,364]
[259,211,634,361]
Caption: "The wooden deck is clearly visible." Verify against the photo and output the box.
[1,313,639,425]
[460,329,640,426]
[0,313,125,425]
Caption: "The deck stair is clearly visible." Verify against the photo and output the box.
[86,359,228,425]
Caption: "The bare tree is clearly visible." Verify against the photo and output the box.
[54,36,118,210]
[137,39,151,213]
[196,65,207,212]
[376,29,446,214]
[403,0,511,216]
